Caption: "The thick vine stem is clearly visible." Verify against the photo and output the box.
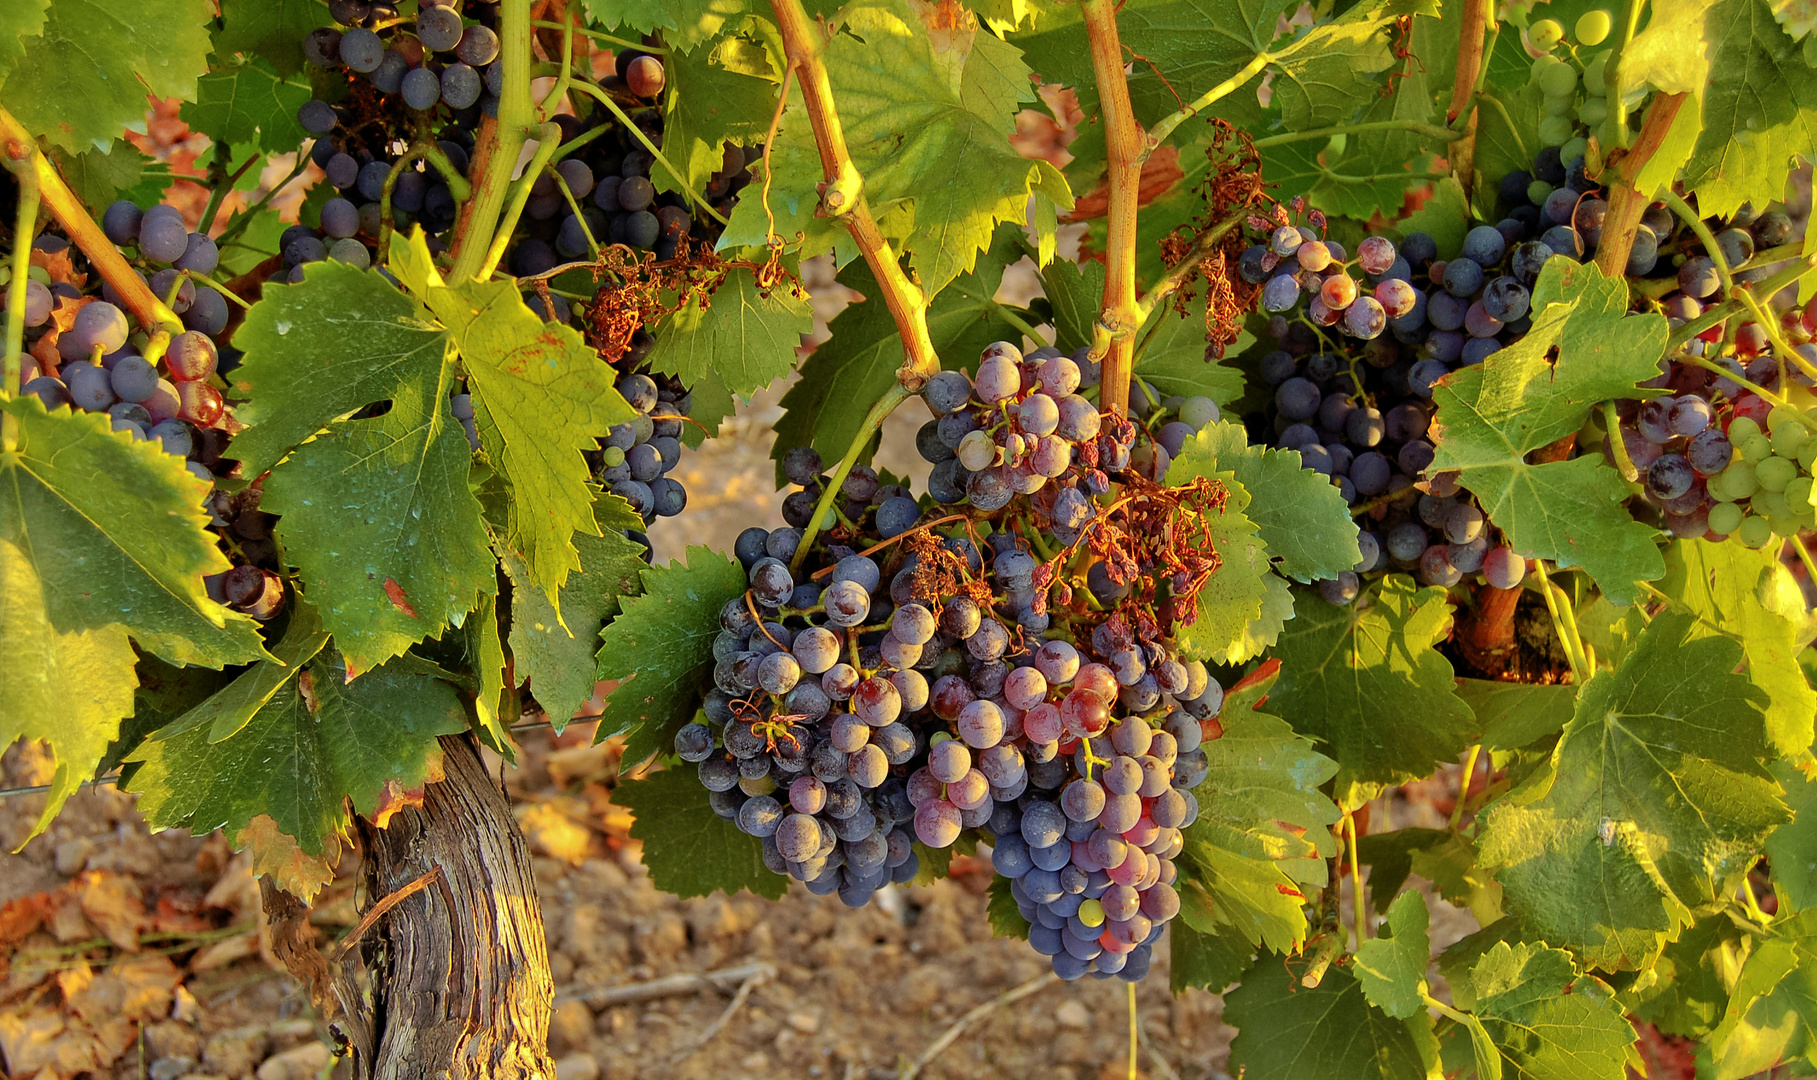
[1081,0,1144,418]
[1446,0,1494,202]
[480,123,563,279]
[767,0,939,389]
[1591,92,1688,278]
[449,0,535,281]
[0,108,181,334]
[789,384,912,574]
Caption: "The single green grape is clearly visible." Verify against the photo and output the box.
[1738,515,1776,548]
[1576,9,1613,45]
[602,445,627,467]
[1584,52,1610,88]
[1759,487,1793,517]
[1787,475,1815,509]
[1758,456,1798,492]
[1537,58,1579,97]
[1770,515,1804,538]
[1723,459,1760,498]
[1078,898,1106,927]
[1578,98,1608,126]
[1560,135,1589,165]
[1773,421,1809,457]
[1543,91,1578,117]
[1768,404,1805,433]
[1708,501,1745,534]
[1531,18,1566,48]
[1538,115,1576,146]
[1740,433,1774,462]
[1796,438,1817,470]
[1730,416,1764,442]
[1527,179,1556,205]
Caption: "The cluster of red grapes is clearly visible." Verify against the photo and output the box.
[681,343,1225,982]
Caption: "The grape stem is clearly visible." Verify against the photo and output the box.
[1792,535,1817,592]
[945,281,1045,345]
[1530,561,1590,683]
[1591,92,1688,279]
[1080,0,1144,418]
[1450,744,1482,830]
[478,122,564,280]
[538,12,576,121]
[1346,811,1368,946]
[0,108,182,335]
[528,20,665,52]
[449,0,536,281]
[567,81,730,227]
[1601,400,1641,483]
[2,135,38,410]
[197,147,262,236]
[788,383,914,574]
[1678,351,1817,433]
[767,0,940,390]
[1658,192,1815,380]
[1126,981,1138,1080]
[1145,52,1273,150]
[1250,120,1464,149]
[1298,932,1344,989]
[549,166,601,261]
[211,152,311,249]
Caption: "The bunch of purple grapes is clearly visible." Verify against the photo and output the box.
[680,343,1228,982]
[9,225,290,623]
[586,364,692,535]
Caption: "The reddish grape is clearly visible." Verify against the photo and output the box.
[1374,278,1417,317]
[1357,235,1397,275]
[626,55,666,98]
[177,380,224,426]
[1320,274,1358,309]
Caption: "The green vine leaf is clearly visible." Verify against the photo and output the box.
[1430,257,1669,604]
[0,0,46,86]
[1767,759,1817,915]
[657,32,780,196]
[1660,538,1817,758]
[0,537,136,845]
[1704,909,1817,1078]
[1354,890,1432,1020]
[721,0,1073,297]
[260,347,495,676]
[1225,953,1428,1080]
[1629,913,1755,1038]
[1169,921,1253,994]
[1264,576,1475,792]
[987,875,1031,939]
[577,0,752,53]
[643,266,814,401]
[593,547,747,767]
[1170,420,1360,582]
[48,140,169,211]
[1477,612,1788,971]
[1355,827,1450,913]
[1681,0,1817,220]
[211,0,329,75]
[1456,678,1578,752]
[0,398,266,667]
[126,648,469,855]
[1132,293,1249,407]
[178,60,311,154]
[0,0,213,153]
[1153,463,1270,662]
[506,513,647,732]
[1176,662,1340,954]
[153,601,330,744]
[613,766,788,900]
[1470,942,1642,1079]
[228,260,451,476]
[429,277,635,599]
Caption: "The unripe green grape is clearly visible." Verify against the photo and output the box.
[602,445,626,467]
[1758,457,1797,492]
[1531,18,1566,48]
[1730,416,1764,441]
[1773,421,1809,457]
[1723,459,1760,498]
[1538,115,1575,146]
[1787,475,1814,509]
[1561,136,1589,164]
[1527,179,1556,204]
[1576,10,1613,45]
[1537,58,1579,97]
[1708,501,1744,534]
[1584,52,1610,87]
[1759,488,1792,518]
[1543,91,1578,117]
[1578,98,1608,126]
[1738,515,1775,547]
[1078,898,1106,927]
[1768,404,1804,433]
[1740,433,1774,461]
[1797,439,1817,470]
[1770,514,1804,537]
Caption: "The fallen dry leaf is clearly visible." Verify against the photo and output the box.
[516,801,596,866]
[75,871,146,952]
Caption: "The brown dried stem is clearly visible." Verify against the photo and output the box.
[1080,0,1145,418]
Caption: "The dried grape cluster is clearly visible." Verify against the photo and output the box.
[678,342,1236,982]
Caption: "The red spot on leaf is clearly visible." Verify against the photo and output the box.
[384,577,418,619]
[1274,884,1305,899]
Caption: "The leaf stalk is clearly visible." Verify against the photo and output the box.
[449,0,536,281]
[790,383,913,573]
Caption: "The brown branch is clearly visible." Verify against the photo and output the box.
[330,865,444,962]
[0,107,181,334]
[767,0,939,389]
[1081,0,1144,418]
[1592,93,1689,279]
[1446,0,1490,125]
